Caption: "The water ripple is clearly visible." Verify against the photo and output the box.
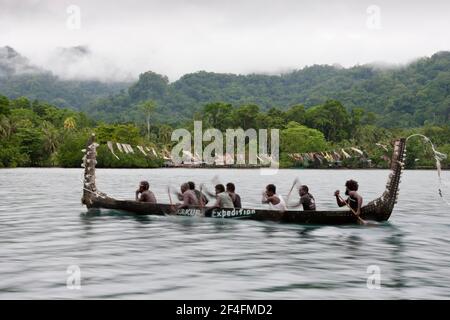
[0,168,449,299]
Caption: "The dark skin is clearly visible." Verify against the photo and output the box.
[175,185,187,202]
[288,186,308,208]
[176,184,208,205]
[226,187,241,208]
[135,182,156,203]
[299,187,307,197]
[135,183,146,200]
[334,188,363,216]
[261,187,281,206]
[178,184,198,209]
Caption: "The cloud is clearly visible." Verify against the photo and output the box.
[1,0,449,81]
[41,45,134,81]
[0,46,41,77]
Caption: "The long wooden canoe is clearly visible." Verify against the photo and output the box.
[81,136,406,225]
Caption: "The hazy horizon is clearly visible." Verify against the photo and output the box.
[1,0,450,81]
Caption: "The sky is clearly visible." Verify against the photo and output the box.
[1,0,450,81]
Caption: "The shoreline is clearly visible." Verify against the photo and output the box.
[1,166,448,171]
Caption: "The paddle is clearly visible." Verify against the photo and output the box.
[200,182,215,199]
[338,194,369,225]
[200,175,221,199]
[286,177,300,204]
[167,186,173,205]
[167,186,179,212]
[199,184,205,209]
[167,184,183,202]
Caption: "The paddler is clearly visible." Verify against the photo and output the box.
[135,180,157,203]
[213,184,234,208]
[226,182,242,208]
[262,184,286,210]
[188,181,209,206]
[179,182,199,208]
[289,185,316,210]
[334,179,363,215]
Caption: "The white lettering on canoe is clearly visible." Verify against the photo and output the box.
[176,208,201,216]
[212,208,256,218]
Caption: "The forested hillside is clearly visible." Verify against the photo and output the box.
[1,94,449,169]
[86,52,450,127]
[1,46,449,127]
[0,46,129,109]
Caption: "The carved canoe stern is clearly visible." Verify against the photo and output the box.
[361,138,406,221]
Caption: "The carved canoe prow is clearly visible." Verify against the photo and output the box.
[81,133,100,207]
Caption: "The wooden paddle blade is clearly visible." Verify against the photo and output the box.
[286,177,301,202]
[357,217,367,225]
[338,194,371,226]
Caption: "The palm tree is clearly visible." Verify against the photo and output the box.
[139,100,156,141]
[42,121,59,155]
[64,117,76,130]
[0,115,12,139]
[158,124,173,145]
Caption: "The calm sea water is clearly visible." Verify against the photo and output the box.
[0,168,449,299]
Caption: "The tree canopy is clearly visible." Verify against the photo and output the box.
[3,48,449,128]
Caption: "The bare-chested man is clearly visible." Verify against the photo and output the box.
[188,181,209,206]
[135,181,157,203]
[179,182,199,209]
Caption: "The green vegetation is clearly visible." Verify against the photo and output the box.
[1,49,449,169]
[0,94,448,169]
[80,52,450,127]
[5,49,448,128]
[0,95,163,168]
[0,72,129,109]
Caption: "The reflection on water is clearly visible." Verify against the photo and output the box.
[0,168,449,299]
[385,231,407,289]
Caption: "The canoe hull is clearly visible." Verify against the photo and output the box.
[85,195,387,225]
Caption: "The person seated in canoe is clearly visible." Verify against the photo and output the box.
[135,180,157,203]
[288,185,316,211]
[178,182,199,209]
[262,184,286,211]
[188,181,209,206]
[213,184,234,208]
[226,182,242,208]
[334,179,363,215]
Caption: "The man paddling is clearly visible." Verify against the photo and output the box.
[188,181,209,206]
[226,182,242,208]
[179,182,199,208]
[213,184,234,208]
[289,185,316,211]
[135,181,157,203]
[334,179,363,215]
[262,184,286,211]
